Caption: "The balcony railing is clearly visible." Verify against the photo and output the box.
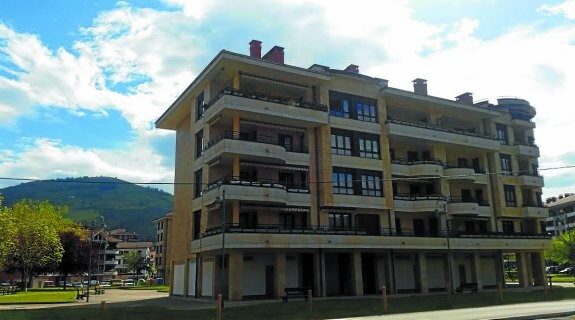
[393,194,446,201]
[391,158,444,166]
[447,197,490,207]
[386,118,498,140]
[204,130,308,153]
[204,176,309,193]
[200,223,551,239]
[522,201,545,208]
[204,87,328,113]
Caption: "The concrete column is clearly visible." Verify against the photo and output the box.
[495,251,505,285]
[516,252,529,288]
[232,111,240,132]
[313,251,326,297]
[388,210,396,233]
[352,251,364,296]
[233,157,240,178]
[275,253,287,298]
[232,201,240,225]
[232,72,240,89]
[228,251,243,301]
[532,251,546,287]
[444,252,455,291]
[526,253,534,286]
[307,127,319,227]
[385,253,395,294]
[471,253,483,290]
[416,253,429,293]
[183,259,190,296]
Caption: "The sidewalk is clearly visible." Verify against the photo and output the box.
[336,299,575,320]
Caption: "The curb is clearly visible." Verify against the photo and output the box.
[494,311,575,320]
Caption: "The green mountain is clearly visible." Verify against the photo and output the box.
[0,176,173,241]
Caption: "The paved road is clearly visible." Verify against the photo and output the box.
[334,300,575,320]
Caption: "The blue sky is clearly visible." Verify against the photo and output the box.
[1,0,575,198]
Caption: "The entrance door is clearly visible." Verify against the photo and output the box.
[458,265,467,285]
[362,253,377,294]
[265,265,274,298]
[301,253,314,289]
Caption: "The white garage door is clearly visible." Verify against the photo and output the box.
[172,263,185,295]
[188,261,197,296]
[202,259,214,297]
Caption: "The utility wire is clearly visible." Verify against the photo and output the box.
[0,165,574,186]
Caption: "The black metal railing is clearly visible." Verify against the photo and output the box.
[385,118,498,140]
[204,87,328,113]
[391,158,444,166]
[393,194,447,201]
[203,176,310,193]
[200,223,551,239]
[203,130,308,153]
[514,141,538,148]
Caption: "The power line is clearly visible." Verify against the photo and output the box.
[0,164,574,186]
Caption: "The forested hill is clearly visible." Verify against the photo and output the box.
[0,177,173,241]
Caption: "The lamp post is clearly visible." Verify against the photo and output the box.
[87,217,106,303]
[436,200,454,296]
[217,185,226,308]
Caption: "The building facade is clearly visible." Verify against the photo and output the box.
[153,212,173,281]
[545,194,575,236]
[156,40,550,300]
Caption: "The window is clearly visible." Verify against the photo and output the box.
[278,134,293,151]
[500,154,513,175]
[359,137,379,159]
[240,212,257,228]
[195,130,204,158]
[504,185,516,207]
[329,91,377,122]
[328,213,351,230]
[331,132,352,156]
[332,171,353,194]
[193,210,201,240]
[195,91,205,121]
[496,123,508,145]
[194,169,203,198]
[502,221,514,234]
[329,91,350,118]
[360,173,382,196]
[407,151,419,162]
[280,213,295,229]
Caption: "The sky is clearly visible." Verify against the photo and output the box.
[0,0,575,198]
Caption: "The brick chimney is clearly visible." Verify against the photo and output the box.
[412,78,427,95]
[262,45,284,64]
[455,92,473,105]
[344,64,359,73]
[249,40,262,59]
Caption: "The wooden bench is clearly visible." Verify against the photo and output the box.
[281,287,310,302]
[94,286,105,295]
[456,282,478,293]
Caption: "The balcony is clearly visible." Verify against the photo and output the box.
[203,176,310,206]
[203,131,309,165]
[514,142,539,157]
[104,260,119,265]
[393,194,446,212]
[447,197,489,216]
[391,159,444,177]
[443,164,480,182]
[203,88,328,126]
[197,224,550,251]
[332,193,386,210]
[105,250,120,255]
[518,173,544,187]
[521,202,549,218]
[386,119,500,150]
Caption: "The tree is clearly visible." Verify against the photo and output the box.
[0,197,16,270]
[58,231,90,289]
[123,251,149,283]
[546,229,575,265]
[5,200,65,291]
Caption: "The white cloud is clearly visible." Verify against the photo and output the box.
[0,138,174,192]
[539,0,575,19]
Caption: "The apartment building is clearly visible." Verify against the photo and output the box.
[153,212,173,281]
[545,194,575,236]
[116,241,154,276]
[156,40,550,300]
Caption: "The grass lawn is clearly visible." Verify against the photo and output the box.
[2,287,575,320]
[112,285,169,292]
[550,274,575,283]
[0,290,76,304]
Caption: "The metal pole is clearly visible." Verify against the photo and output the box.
[220,189,226,308]
[87,221,93,303]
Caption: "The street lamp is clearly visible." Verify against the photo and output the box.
[216,184,226,308]
[87,217,106,303]
[435,200,454,296]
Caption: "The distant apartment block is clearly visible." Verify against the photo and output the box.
[156,40,550,300]
[153,212,172,281]
[545,194,575,236]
